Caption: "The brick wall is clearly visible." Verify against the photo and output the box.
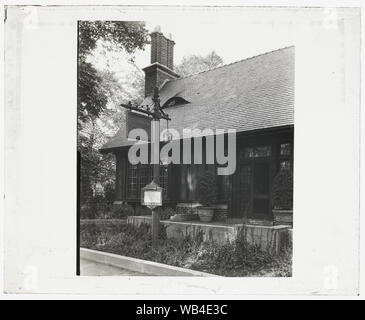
[150,31,174,69]
[144,64,178,96]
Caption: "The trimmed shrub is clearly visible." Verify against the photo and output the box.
[159,207,176,221]
[104,181,115,207]
[135,205,151,216]
[197,170,218,206]
[272,169,293,210]
[111,202,134,219]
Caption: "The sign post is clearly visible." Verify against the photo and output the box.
[151,118,160,245]
[121,87,170,247]
[141,179,162,246]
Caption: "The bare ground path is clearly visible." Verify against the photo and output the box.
[80,258,149,276]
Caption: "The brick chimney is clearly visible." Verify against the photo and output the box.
[143,26,179,97]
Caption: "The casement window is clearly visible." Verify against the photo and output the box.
[127,163,139,199]
[127,163,169,200]
[160,165,169,198]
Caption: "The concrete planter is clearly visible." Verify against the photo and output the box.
[176,202,201,215]
[126,216,290,253]
[170,213,199,222]
[213,203,228,222]
[273,209,293,226]
[198,207,215,222]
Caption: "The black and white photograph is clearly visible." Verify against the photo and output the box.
[2,3,362,299]
[78,20,294,277]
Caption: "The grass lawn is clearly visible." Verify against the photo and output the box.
[80,222,292,277]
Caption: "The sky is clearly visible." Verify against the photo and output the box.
[90,7,305,77]
[133,7,300,69]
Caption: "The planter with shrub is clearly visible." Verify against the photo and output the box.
[271,168,293,226]
[170,203,200,222]
[197,170,218,222]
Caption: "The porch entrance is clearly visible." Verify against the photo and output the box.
[231,145,274,222]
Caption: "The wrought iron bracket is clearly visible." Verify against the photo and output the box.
[120,86,171,121]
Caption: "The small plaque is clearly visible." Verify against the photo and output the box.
[143,190,162,207]
[141,180,163,209]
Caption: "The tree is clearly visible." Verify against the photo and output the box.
[78,21,149,124]
[79,21,149,59]
[175,51,224,77]
[78,21,149,212]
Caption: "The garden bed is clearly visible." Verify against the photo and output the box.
[80,222,292,277]
[80,219,127,226]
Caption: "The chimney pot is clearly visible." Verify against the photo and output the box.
[150,29,175,70]
[143,31,179,96]
[153,25,162,33]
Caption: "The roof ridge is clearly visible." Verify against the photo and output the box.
[171,45,295,81]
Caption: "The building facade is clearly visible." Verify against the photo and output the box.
[100,30,294,225]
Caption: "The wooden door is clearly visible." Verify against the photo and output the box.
[231,163,252,219]
[231,160,273,221]
[249,161,272,220]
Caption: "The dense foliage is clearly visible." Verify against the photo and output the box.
[197,170,218,206]
[175,51,224,77]
[79,21,149,59]
[78,21,148,122]
[80,223,292,277]
[81,202,177,220]
[78,21,149,215]
[272,169,293,210]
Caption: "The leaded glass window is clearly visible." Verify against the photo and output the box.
[241,146,272,159]
[127,163,138,199]
[280,143,291,157]
[127,163,169,200]
[160,165,169,199]
[279,143,292,171]
[280,160,291,170]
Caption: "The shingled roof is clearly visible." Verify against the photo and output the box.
[101,46,294,152]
